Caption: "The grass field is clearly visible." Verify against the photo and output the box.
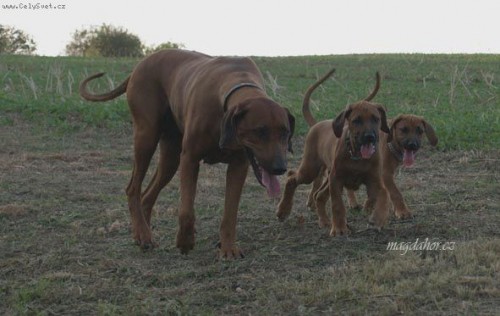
[1,53,499,315]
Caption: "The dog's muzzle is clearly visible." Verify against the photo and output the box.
[362,131,377,145]
[245,148,283,198]
[401,139,420,167]
[270,156,287,176]
[357,131,378,159]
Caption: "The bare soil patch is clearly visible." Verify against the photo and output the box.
[1,116,498,314]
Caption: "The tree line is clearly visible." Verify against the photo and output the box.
[0,24,184,57]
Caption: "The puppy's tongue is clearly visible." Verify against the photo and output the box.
[261,169,281,198]
[403,150,416,167]
[360,144,375,159]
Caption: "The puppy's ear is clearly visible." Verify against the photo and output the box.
[285,108,296,153]
[387,115,403,143]
[332,108,351,138]
[219,105,247,149]
[423,119,438,146]
[376,104,390,134]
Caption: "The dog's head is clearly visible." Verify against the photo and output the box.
[332,101,390,160]
[388,114,438,167]
[219,97,295,198]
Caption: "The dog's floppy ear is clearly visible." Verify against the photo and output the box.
[219,105,247,149]
[423,119,438,146]
[387,115,403,143]
[332,107,351,138]
[285,108,296,153]
[376,104,390,134]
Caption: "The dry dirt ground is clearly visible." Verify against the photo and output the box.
[1,115,499,314]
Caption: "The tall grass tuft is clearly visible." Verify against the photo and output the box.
[19,73,38,100]
[265,71,282,98]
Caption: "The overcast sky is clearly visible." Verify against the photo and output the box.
[1,0,500,56]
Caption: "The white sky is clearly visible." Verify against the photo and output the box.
[1,0,500,56]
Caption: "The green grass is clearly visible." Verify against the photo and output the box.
[1,54,499,149]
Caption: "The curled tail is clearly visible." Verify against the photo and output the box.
[79,72,130,102]
[302,68,336,127]
[364,72,381,101]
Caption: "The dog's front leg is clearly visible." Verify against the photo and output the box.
[218,155,248,259]
[383,173,413,219]
[329,173,351,236]
[367,179,390,230]
[176,153,200,254]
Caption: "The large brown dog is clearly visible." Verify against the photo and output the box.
[80,49,295,258]
[346,114,438,219]
[277,69,390,235]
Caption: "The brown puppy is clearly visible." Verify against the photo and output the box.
[80,49,295,258]
[346,114,438,219]
[277,69,390,234]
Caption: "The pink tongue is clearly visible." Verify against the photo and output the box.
[262,169,281,198]
[403,150,416,167]
[360,144,375,159]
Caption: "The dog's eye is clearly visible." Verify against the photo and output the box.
[371,115,380,124]
[400,127,409,134]
[416,126,424,135]
[255,127,270,139]
[352,117,363,125]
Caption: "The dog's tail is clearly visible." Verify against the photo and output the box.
[79,72,130,102]
[302,68,336,127]
[363,72,381,101]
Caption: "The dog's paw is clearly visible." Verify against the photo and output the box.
[395,209,414,220]
[368,214,388,230]
[176,229,195,254]
[276,211,290,222]
[216,242,244,260]
[135,239,158,250]
[329,223,351,236]
[133,228,156,250]
[276,205,291,221]
[318,216,331,229]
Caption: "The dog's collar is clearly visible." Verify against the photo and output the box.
[344,131,362,161]
[387,141,403,162]
[223,82,263,111]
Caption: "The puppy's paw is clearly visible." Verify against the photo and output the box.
[329,223,351,236]
[318,216,331,229]
[395,208,414,220]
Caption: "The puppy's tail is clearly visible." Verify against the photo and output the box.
[79,72,130,102]
[363,72,381,101]
[302,67,336,127]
